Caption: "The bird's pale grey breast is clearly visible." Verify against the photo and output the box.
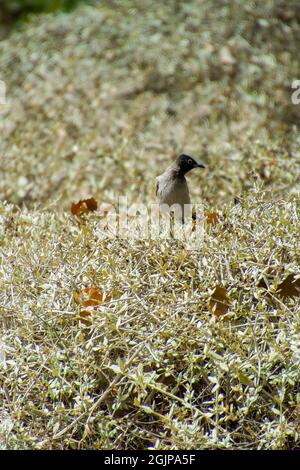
[156,154,205,223]
[156,168,191,208]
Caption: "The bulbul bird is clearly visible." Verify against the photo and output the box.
[156,154,205,223]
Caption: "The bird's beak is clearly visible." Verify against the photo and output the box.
[196,162,205,168]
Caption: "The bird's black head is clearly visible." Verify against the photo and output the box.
[176,154,205,175]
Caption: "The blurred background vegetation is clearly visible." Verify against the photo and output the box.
[1,0,88,16]
[0,0,299,207]
[0,0,94,38]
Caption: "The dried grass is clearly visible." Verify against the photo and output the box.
[0,0,299,449]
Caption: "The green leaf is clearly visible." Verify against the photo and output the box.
[237,372,253,386]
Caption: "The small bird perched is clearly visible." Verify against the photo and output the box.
[156,154,205,222]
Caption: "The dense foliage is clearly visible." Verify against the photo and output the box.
[0,0,299,450]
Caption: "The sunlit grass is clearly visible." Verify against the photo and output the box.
[0,0,299,450]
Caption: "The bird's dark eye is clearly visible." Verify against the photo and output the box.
[188,159,193,165]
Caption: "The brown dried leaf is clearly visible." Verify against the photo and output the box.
[74,287,112,306]
[74,287,112,325]
[71,197,98,216]
[276,274,300,299]
[206,211,220,225]
[209,285,231,318]
[78,310,93,326]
